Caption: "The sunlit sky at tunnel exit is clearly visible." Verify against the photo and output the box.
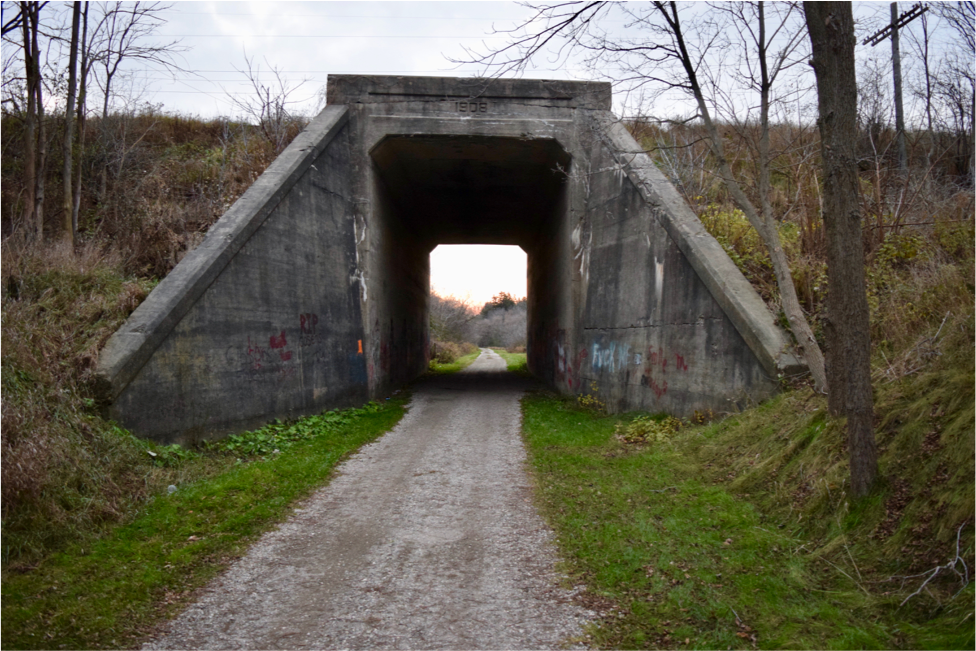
[430,245,527,310]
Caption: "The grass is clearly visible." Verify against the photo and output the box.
[491,349,531,376]
[519,315,974,650]
[1,397,407,650]
[521,393,886,649]
[426,349,481,375]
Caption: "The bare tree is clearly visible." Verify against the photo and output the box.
[71,0,89,235]
[706,2,810,225]
[429,291,478,344]
[1,4,24,107]
[905,7,936,166]
[227,51,309,154]
[19,1,46,241]
[804,1,877,497]
[87,1,183,200]
[460,1,828,392]
[1,2,22,36]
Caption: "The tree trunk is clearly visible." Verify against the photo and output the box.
[658,1,829,393]
[20,1,36,240]
[62,2,81,246]
[804,2,878,498]
[29,1,46,241]
[99,70,115,205]
[969,79,976,188]
[72,2,89,235]
[757,2,775,225]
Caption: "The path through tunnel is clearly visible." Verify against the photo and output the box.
[368,135,574,393]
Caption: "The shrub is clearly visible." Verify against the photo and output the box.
[615,414,683,445]
[431,340,462,364]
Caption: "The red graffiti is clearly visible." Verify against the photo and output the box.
[675,353,688,371]
[641,374,668,398]
[299,313,319,347]
[279,350,293,361]
[270,330,288,349]
[568,348,587,389]
[299,313,319,334]
[247,336,266,370]
[647,346,669,373]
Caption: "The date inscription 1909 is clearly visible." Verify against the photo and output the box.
[456,101,488,113]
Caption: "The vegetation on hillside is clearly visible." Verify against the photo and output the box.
[1,109,306,567]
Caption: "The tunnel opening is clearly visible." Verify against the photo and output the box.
[430,244,528,350]
[368,135,573,393]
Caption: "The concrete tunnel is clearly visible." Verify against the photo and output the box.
[96,75,804,444]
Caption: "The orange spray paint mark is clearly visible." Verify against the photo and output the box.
[357,339,363,354]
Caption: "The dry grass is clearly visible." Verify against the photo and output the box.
[1,110,306,567]
[0,240,229,566]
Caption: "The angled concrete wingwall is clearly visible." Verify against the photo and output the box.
[570,114,803,414]
[96,107,369,443]
[97,75,803,444]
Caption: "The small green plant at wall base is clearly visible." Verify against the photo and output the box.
[217,402,385,458]
[577,381,606,412]
[692,408,715,424]
[615,414,682,445]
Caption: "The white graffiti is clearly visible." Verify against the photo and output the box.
[591,340,635,373]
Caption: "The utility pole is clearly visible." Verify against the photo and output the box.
[863,2,928,173]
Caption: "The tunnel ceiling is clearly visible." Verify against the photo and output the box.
[370,135,571,247]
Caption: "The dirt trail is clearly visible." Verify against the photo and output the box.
[145,348,591,650]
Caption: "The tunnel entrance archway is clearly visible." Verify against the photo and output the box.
[366,135,569,391]
[97,75,804,444]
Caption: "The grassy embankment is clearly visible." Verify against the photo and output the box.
[513,278,973,648]
[0,246,410,649]
[1,398,408,650]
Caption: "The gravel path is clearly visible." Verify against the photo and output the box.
[145,349,592,650]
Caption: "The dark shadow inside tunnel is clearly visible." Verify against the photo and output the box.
[368,135,574,392]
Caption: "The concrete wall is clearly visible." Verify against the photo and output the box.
[96,108,369,443]
[575,128,776,413]
[570,115,803,414]
[97,75,803,443]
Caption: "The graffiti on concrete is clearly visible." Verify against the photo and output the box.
[555,340,587,390]
[586,336,692,400]
[299,313,319,347]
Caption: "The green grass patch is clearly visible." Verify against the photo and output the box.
[491,349,531,376]
[1,398,407,650]
[427,349,481,374]
[521,389,973,649]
